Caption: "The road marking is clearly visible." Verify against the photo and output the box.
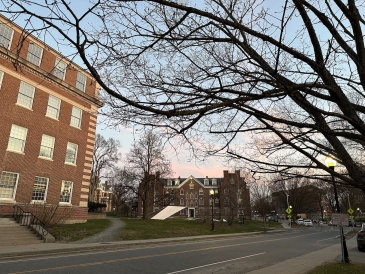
[165,252,266,274]
[8,231,331,274]
[316,236,339,242]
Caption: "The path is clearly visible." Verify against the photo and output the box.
[73,217,125,244]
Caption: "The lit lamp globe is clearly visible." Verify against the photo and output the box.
[325,156,337,169]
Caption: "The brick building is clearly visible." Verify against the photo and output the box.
[94,182,113,211]
[0,15,103,223]
[137,170,251,221]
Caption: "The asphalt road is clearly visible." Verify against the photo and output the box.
[0,227,356,274]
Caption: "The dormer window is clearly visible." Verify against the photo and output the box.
[175,178,180,185]
[212,179,217,185]
[204,178,209,185]
[167,179,172,186]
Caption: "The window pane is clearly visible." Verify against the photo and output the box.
[76,72,86,91]
[70,106,82,128]
[0,172,18,199]
[26,43,42,66]
[65,142,78,164]
[32,177,48,201]
[54,58,66,79]
[46,95,61,119]
[0,23,13,49]
[39,135,55,158]
[0,70,4,89]
[7,125,27,152]
[60,180,73,203]
[17,82,35,109]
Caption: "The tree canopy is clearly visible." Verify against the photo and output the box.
[2,0,365,191]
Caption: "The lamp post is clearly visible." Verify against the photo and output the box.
[325,156,350,263]
[209,189,218,231]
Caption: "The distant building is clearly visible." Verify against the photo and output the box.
[94,182,113,211]
[137,170,251,221]
[0,15,103,223]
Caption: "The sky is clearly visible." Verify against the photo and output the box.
[96,123,228,179]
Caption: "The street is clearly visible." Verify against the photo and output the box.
[0,226,357,274]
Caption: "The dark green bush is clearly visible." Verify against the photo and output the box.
[88,201,107,212]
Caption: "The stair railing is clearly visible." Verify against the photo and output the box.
[13,205,49,236]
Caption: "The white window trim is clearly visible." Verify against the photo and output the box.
[46,95,61,120]
[0,70,4,89]
[54,58,67,80]
[31,176,49,202]
[26,42,43,66]
[76,71,86,92]
[59,180,73,204]
[0,171,19,200]
[0,23,14,50]
[7,124,28,153]
[39,134,55,160]
[16,81,35,110]
[70,106,82,128]
[65,142,78,165]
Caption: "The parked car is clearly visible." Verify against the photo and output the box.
[296,218,304,225]
[357,223,365,251]
[303,219,313,227]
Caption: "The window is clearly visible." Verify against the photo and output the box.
[70,106,82,128]
[170,199,174,205]
[175,178,180,185]
[46,95,61,119]
[0,171,18,199]
[190,201,194,208]
[54,58,67,80]
[60,180,73,203]
[212,179,217,185]
[0,23,13,49]
[76,72,86,91]
[195,201,198,207]
[224,188,229,195]
[199,207,204,214]
[65,142,78,164]
[186,193,189,199]
[199,189,203,195]
[224,197,229,204]
[39,134,55,159]
[167,179,172,186]
[215,198,219,204]
[7,124,27,152]
[180,189,184,195]
[204,178,209,185]
[32,176,48,201]
[17,81,35,109]
[189,183,194,189]
[195,193,198,199]
[199,198,204,205]
[180,198,184,205]
[180,209,185,215]
[26,42,43,66]
[0,70,4,89]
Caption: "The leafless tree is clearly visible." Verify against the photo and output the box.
[125,129,172,219]
[3,1,365,192]
[90,134,120,202]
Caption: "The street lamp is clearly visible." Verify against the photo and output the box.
[209,189,218,231]
[325,156,350,263]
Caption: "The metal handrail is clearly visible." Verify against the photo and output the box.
[13,205,49,236]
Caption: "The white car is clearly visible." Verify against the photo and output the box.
[296,218,304,225]
[303,219,313,227]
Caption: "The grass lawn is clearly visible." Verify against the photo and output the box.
[307,262,365,274]
[115,217,282,241]
[49,219,111,242]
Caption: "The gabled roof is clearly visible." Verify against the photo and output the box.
[162,175,223,188]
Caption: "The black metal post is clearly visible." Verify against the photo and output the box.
[330,166,350,263]
[211,193,214,231]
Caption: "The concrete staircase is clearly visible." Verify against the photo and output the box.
[0,217,44,246]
